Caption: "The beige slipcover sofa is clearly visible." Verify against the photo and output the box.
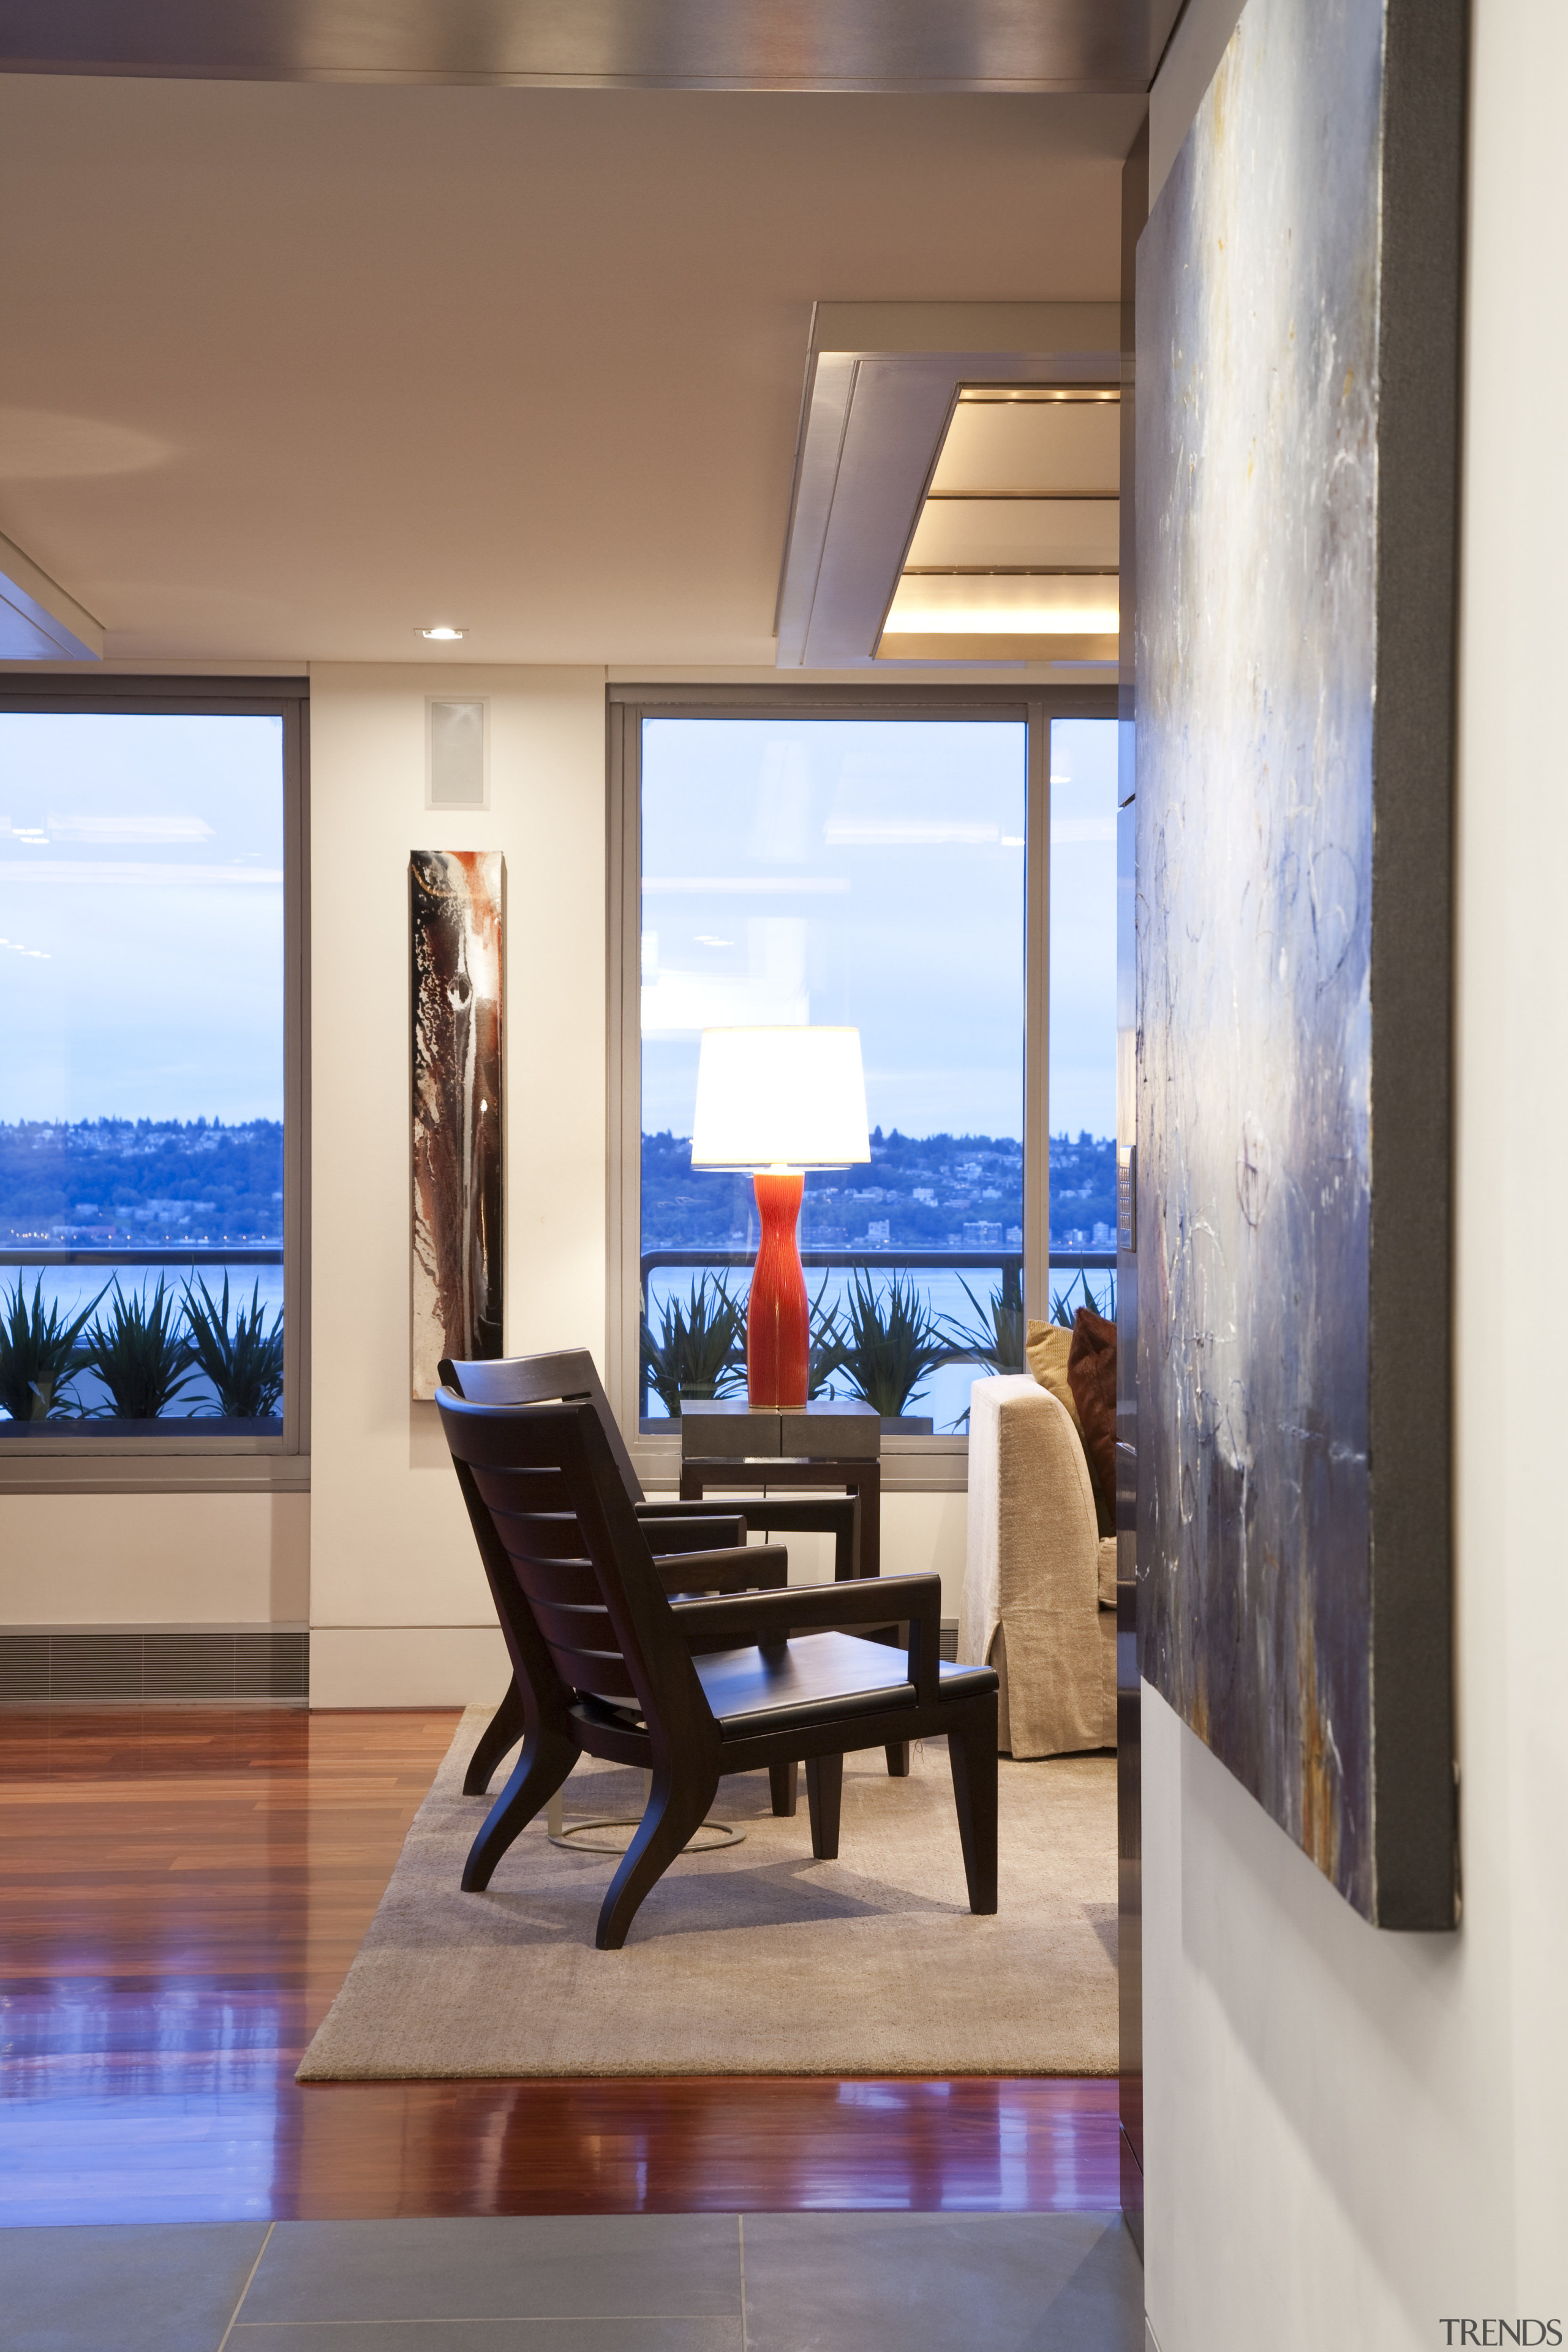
[959,1373,1117,1757]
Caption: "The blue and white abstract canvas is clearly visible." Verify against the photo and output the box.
[1136,0,1461,1924]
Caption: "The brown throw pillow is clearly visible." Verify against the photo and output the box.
[1066,1305,1118,1539]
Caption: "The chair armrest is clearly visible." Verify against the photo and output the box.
[637,1511,749,1554]
[671,1572,942,1702]
[654,1544,788,1594]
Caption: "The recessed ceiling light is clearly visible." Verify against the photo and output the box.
[957,385,1120,404]
[418,625,466,641]
[881,572,1121,636]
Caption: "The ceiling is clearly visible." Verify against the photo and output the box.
[0,75,1144,668]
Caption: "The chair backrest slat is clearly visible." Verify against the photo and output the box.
[440,1347,645,1502]
[477,1506,598,1570]
[468,1465,625,1697]
[470,1463,575,1513]
[541,1642,640,1702]
[533,1632,639,1702]
[507,1552,602,1608]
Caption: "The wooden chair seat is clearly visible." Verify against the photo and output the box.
[693,1632,996,1736]
[581,1632,992,1736]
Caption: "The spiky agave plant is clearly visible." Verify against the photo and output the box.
[1050,1267,1117,1329]
[806,1275,845,1401]
[182,1273,284,1418]
[832,1267,949,1421]
[638,1274,748,1418]
[0,1273,106,1421]
[943,1261,1028,1376]
[83,1278,201,1420]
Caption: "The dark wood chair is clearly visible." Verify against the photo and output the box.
[441,1348,763,1795]
[435,1387,1000,1950]
[440,1348,870,1795]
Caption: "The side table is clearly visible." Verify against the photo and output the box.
[677,1403,908,1777]
[676,1453,880,1582]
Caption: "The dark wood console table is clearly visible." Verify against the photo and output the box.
[677,1403,906,1773]
[676,1453,881,1583]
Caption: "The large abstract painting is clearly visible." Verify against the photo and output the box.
[410,851,503,1400]
[1136,0,1464,1924]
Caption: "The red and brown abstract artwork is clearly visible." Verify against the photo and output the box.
[410,850,503,1398]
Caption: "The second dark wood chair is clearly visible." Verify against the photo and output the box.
[442,1347,802,1821]
[435,1386,1000,1949]
[440,1347,766,1795]
[440,1347,875,1798]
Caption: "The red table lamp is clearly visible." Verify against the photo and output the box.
[690,1026,871,1410]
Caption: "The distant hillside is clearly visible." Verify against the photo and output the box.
[641,1128,1114,1254]
[0,1120,284,1246]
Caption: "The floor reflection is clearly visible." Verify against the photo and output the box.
[1,1708,1121,2224]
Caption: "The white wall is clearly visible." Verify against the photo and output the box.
[307,663,610,1703]
[0,1491,308,1625]
[1141,0,1568,2339]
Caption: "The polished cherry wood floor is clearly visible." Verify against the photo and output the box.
[0,1706,1121,2226]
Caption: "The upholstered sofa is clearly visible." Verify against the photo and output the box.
[959,1373,1117,1757]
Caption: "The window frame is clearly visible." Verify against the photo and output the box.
[0,674,310,1496]
[606,679,1116,1494]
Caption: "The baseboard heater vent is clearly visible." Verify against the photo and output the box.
[0,1628,308,1703]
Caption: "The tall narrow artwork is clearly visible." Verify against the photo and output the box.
[410,851,503,1400]
[1136,0,1464,1924]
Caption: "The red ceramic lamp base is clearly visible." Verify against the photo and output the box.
[747,1169,809,1409]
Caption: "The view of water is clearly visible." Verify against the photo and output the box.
[642,1259,1115,1434]
[0,1258,284,1419]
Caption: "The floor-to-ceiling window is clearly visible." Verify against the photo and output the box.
[608,687,1117,1472]
[1047,715,1120,1323]
[0,682,307,1477]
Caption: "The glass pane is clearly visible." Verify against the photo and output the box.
[641,715,1027,1433]
[1048,716,1119,1321]
[0,712,286,1430]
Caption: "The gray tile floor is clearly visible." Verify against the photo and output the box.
[0,2212,1144,2352]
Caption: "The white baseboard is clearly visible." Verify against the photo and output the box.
[309,1624,510,1708]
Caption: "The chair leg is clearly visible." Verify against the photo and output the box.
[946,1703,999,1915]
[596,1763,720,1951]
[805,1752,843,1860]
[462,1724,577,1893]
[885,1741,911,1777]
[463,1673,527,1796]
[769,1761,799,1817]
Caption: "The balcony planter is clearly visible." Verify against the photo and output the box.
[0,1415,284,1437]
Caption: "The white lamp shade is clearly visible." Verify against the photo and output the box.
[690,1027,872,1170]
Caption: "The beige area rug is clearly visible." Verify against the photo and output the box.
[297,1706,1117,2080]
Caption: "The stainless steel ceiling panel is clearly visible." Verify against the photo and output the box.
[790,356,962,669]
[777,306,1121,669]
[0,0,1185,91]
[0,532,102,661]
